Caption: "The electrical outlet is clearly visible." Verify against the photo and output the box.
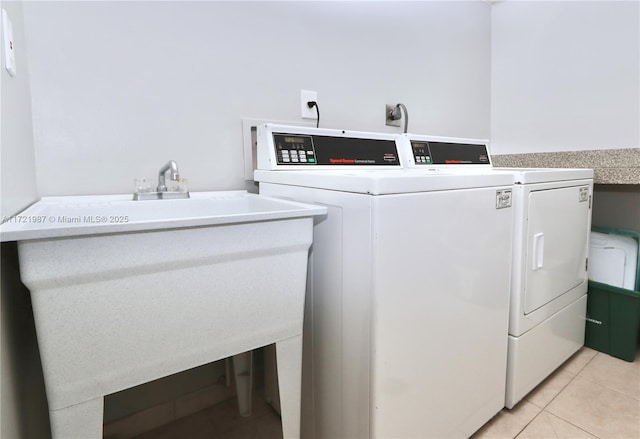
[2,9,16,77]
[385,104,401,127]
[301,90,318,119]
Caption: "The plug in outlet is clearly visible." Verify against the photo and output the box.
[301,90,318,119]
[385,104,401,127]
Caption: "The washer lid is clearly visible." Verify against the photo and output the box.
[254,169,514,195]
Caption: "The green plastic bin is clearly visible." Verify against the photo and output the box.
[585,227,640,362]
[585,281,640,362]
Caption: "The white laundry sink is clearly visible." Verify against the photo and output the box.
[0,190,324,241]
[1,191,325,438]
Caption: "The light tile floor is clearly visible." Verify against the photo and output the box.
[472,346,640,439]
[134,346,639,439]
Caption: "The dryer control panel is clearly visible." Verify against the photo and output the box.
[410,141,490,165]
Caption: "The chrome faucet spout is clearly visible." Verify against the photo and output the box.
[157,160,180,192]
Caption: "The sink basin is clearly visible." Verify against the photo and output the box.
[4,190,326,438]
[0,190,326,241]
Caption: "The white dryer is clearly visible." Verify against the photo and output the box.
[397,134,594,409]
[254,125,514,438]
[503,168,593,408]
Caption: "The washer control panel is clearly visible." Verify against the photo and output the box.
[410,141,490,165]
[274,135,316,164]
[274,133,400,166]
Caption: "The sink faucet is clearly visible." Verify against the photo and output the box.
[157,160,180,192]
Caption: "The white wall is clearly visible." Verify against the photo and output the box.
[0,0,37,217]
[1,2,47,439]
[491,0,639,154]
[22,1,492,196]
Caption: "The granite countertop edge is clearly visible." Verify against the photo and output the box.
[492,148,640,185]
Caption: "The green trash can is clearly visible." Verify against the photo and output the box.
[585,280,640,362]
[585,227,640,362]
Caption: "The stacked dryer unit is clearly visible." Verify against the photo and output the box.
[254,125,514,438]
[398,134,594,409]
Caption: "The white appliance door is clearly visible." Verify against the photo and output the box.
[524,186,590,314]
[370,186,513,438]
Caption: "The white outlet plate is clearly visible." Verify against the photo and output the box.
[301,90,318,119]
[385,104,401,127]
[2,9,16,77]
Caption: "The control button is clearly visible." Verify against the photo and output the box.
[292,157,299,163]
[308,158,316,163]
[282,157,290,163]
[307,150,314,155]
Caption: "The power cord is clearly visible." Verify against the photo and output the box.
[307,101,320,128]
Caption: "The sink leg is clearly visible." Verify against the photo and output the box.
[49,397,104,439]
[276,335,303,439]
[232,350,253,417]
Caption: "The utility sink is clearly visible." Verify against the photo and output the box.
[0,190,325,241]
[1,191,326,439]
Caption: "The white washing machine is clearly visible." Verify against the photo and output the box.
[254,125,514,438]
[397,134,594,409]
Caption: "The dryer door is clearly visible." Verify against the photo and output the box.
[523,185,590,314]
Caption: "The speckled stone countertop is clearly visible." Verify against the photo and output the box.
[492,148,640,185]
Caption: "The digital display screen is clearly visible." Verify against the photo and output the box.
[284,136,306,143]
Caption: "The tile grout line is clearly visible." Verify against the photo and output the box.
[511,409,543,439]
[535,350,599,411]
[538,351,603,439]
[510,349,601,438]
[515,350,603,439]
[571,353,640,403]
